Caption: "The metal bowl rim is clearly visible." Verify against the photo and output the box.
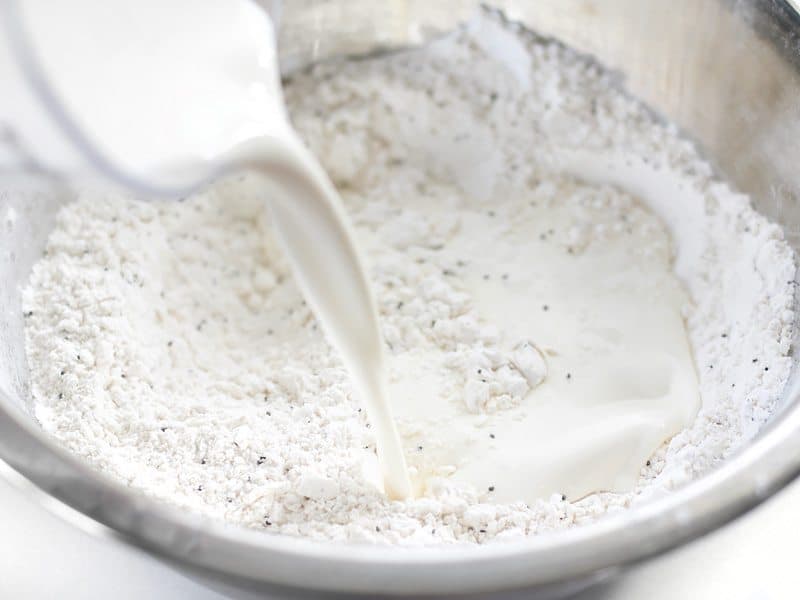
[1,378,799,595]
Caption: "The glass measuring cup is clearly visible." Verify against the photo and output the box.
[0,0,284,196]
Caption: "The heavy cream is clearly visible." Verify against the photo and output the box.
[374,180,700,502]
[7,0,702,506]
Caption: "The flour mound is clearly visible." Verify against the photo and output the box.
[23,11,794,544]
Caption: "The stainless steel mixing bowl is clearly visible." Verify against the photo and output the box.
[2,1,800,598]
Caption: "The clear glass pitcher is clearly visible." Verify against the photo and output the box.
[0,0,284,197]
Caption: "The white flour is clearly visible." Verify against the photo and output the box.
[22,12,795,544]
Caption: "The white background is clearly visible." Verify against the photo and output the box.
[1,472,799,599]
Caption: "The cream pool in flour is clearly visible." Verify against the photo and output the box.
[10,0,701,504]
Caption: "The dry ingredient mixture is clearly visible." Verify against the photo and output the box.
[22,12,795,544]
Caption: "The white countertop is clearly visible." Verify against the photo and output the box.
[1,473,798,599]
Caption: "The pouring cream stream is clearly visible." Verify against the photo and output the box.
[2,0,413,499]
